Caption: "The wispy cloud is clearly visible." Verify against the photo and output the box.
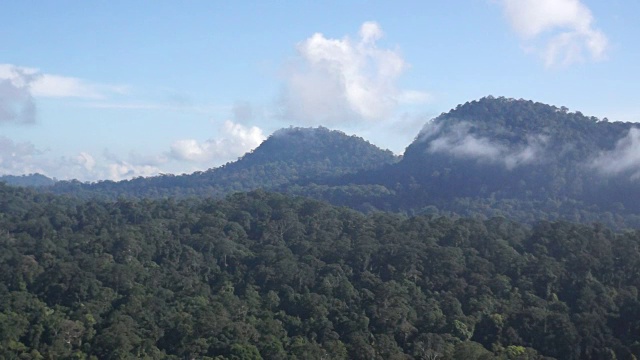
[422,122,546,169]
[591,128,640,178]
[278,21,430,125]
[0,64,127,100]
[497,0,608,67]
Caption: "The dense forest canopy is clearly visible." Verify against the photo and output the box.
[2,183,640,359]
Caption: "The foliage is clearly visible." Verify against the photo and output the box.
[1,184,640,358]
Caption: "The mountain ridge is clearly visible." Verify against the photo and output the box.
[47,126,399,199]
[7,96,640,228]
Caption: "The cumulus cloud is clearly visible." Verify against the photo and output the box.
[591,128,640,178]
[279,21,430,125]
[498,0,608,67]
[0,63,126,100]
[169,120,265,163]
[0,136,162,181]
[106,161,161,181]
[0,119,265,181]
[422,122,546,169]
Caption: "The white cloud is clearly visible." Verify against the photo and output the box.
[0,119,265,181]
[73,152,96,171]
[0,63,126,99]
[422,122,546,169]
[591,128,640,178]
[0,136,162,181]
[106,161,161,182]
[0,136,41,174]
[498,0,608,67]
[169,120,265,163]
[279,21,430,125]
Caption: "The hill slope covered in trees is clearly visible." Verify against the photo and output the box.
[289,97,640,226]
[48,126,399,200]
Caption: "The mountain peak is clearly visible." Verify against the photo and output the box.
[431,95,602,131]
[238,126,398,166]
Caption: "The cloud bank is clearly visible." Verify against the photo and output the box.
[498,0,608,67]
[591,128,640,178]
[279,21,429,125]
[422,122,546,169]
[169,120,265,164]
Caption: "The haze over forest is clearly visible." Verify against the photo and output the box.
[3,1,640,359]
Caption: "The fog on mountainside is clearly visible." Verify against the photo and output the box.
[5,96,640,228]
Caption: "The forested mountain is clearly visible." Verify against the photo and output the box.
[12,97,640,227]
[290,97,640,226]
[390,96,638,211]
[4,183,640,359]
[48,127,399,199]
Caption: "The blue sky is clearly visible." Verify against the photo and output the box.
[1,0,639,181]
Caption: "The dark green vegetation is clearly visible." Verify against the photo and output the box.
[2,184,640,359]
[4,97,640,358]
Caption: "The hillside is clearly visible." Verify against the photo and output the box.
[398,96,633,202]
[292,96,640,227]
[394,97,638,214]
[49,127,399,199]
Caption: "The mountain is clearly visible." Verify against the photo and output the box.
[320,96,640,225]
[33,96,640,227]
[399,97,636,203]
[0,173,56,187]
[50,126,399,199]
[283,96,640,227]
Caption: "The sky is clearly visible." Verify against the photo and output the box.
[1,0,639,181]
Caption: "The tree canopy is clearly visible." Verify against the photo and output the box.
[1,183,640,359]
